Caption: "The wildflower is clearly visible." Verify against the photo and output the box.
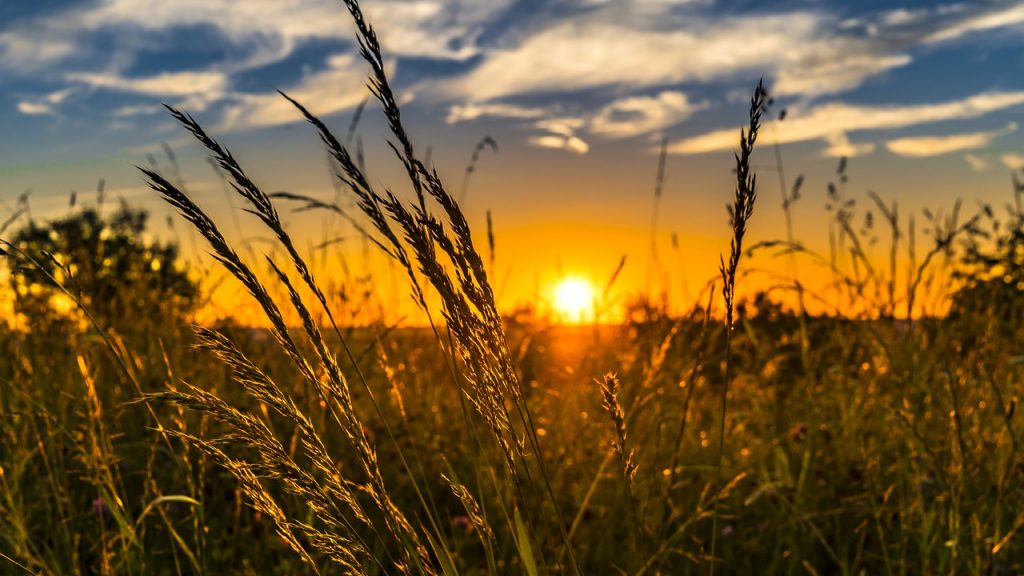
[452,515,474,534]
[788,422,808,442]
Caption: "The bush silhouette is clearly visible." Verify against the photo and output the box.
[8,205,197,330]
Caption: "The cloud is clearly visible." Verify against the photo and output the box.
[0,0,516,129]
[773,53,910,98]
[880,8,929,27]
[446,12,901,101]
[16,101,55,116]
[1002,153,1024,171]
[67,71,229,98]
[112,104,165,117]
[589,91,703,138]
[437,1,1024,142]
[9,0,1024,142]
[925,3,1024,44]
[536,118,587,137]
[822,134,875,158]
[216,54,370,131]
[885,122,1017,157]
[965,153,989,171]
[15,88,77,116]
[528,134,590,155]
[668,91,1024,155]
[0,30,75,72]
[3,0,512,74]
[446,102,550,124]
[445,0,1024,103]
[451,90,703,141]
[528,117,590,154]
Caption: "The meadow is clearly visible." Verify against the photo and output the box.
[3,1,1024,575]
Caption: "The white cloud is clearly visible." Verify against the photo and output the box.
[0,30,75,72]
[447,13,894,101]
[7,0,511,72]
[589,91,703,138]
[880,8,929,27]
[669,91,1024,155]
[9,0,1024,142]
[885,122,1017,157]
[0,0,513,128]
[528,134,590,154]
[446,102,550,124]
[925,4,1024,43]
[528,117,590,154]
[112,104,165,117]
[535,117,587,137]
[442,4,945,104]
[773,53,910,97]
[965,153,989,171]
[822,134,875,158]
[449,91,703,142]
[16,101,54,116]
[1002,153,1024,170]
[14,88,77,116]
[434,1,1024,142]
[67,71,229,98]
[217,53,370,131]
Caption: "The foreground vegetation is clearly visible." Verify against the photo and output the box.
[4,1,1024,574]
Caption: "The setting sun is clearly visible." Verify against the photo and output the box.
[552,277,595,323]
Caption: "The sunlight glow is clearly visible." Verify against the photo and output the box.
[552,277,595,323]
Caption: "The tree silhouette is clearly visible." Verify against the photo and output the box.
[7,205,197,330]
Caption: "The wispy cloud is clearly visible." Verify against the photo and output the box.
[445,12,899,101]
[528,134,590,155]
[1002,152,1024,171]
[528,118,590,154]
[925,3,1024,43]
[452,90,703,143]
[216,54,371,131]
[446,102,551,124]
[6,0,1024,142]
[669,91,1024,156]
[0,30,75,72]
[67,71,229,99]
[589,91,703,138]
[965,153,989,171]
[444,2,1024,105]
[24,0,511,67]
[15,88,77,117]
[16,101,55,116]
[822,134,876,158]
[439,1,1024,143]
[885,122,1017,157]
[0,0,512,130]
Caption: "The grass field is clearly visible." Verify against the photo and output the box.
[3,1,1024,575]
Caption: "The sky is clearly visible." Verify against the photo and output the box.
[3,0,1024,321]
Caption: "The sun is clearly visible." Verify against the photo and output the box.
[552,277,595,323]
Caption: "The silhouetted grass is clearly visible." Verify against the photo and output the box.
[3,2,1024,575]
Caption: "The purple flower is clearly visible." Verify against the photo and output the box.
[93,497,108,516]
[452,515,474,534]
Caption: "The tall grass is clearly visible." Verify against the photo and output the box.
[709,80,765,574]
[4,1,1024,575]
[134,0,587,572]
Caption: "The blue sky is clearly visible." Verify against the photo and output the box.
[3,0,1024,312]
[4,1,1024,162]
